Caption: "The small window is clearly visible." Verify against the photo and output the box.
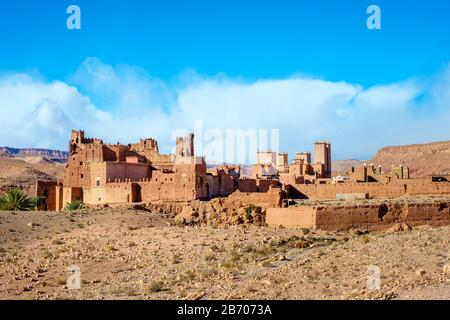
[80,161,83,166]
[80,174,84,179]
[96,178,101,187]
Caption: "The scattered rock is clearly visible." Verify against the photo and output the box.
[300,228,310,235]
[386,223,412,233]
[351,229,369,236]
[443,264,450,276]
[416,268,426,277]
[278,254,288,261]
[175,206,199,225]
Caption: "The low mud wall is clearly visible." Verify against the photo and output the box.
[225,188,284,209]
[266,200,450,231]
[265,207,316,228]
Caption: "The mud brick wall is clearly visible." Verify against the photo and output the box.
[290,183,406,199]
[289,181,450,200]
[266,206,316,228]
[225,188,284,209]
[267,200,450,231]
[237,179,258,193]
[35,181,58,211]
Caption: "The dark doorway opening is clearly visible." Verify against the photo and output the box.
[205,183,210,200]
[42,190,48,211]
[131,183,142,203]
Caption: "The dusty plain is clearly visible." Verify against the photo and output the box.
[0,206,449,300]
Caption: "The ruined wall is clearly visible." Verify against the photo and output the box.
[225,188,284,209]
[129,138,159,161]
[348,166,367,182]
[267,200,450,231]
[266,206,316,228]
[35,181,57,211]
[176,134,194,157]
[138,163,206,202]
[314,201,450,231]
[237,178,257,192]
[295,152,311,165]
[279,173,304,186]
[205,173,234,199]
[258,179,280,192]
[405,181,450,196]
[288,181,450,200]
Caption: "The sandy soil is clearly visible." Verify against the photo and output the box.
[0,207,449,300]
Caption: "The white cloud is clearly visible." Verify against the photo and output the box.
[0,74,100,149]
[0,59,449,162]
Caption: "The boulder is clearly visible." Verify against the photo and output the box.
[174,206,198,224]
[386,223,412,233]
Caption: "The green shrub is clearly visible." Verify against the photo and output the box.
[245,205,254,215]
[0,188,38,211]
[245,204,262,215]
[66,199,86,210]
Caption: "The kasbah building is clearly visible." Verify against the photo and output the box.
[36,130,450,231]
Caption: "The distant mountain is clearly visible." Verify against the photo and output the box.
[207,163,253,177]
[332,140,450,178]
[371,140,450,177]
[0,147,68,163]
[332,159,365,174]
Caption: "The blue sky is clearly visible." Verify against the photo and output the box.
[0,0,449,161]
[1,0,449,85]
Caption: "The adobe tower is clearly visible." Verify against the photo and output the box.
[314,142,331,178]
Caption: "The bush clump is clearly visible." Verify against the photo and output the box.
[0,188,39,211]
[66,199,86,210]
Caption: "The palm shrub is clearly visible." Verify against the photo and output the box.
[0,188,38,211]
[66,199,86,210]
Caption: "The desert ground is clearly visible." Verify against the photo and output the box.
[0,156,65,195]
[0,206,449,300]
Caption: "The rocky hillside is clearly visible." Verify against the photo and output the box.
[0,147,68,163]
[207,164,253,177]
[371,140,450,178]
[0,157,65,195]
[332,159,365,174]
[0,147,67,195]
